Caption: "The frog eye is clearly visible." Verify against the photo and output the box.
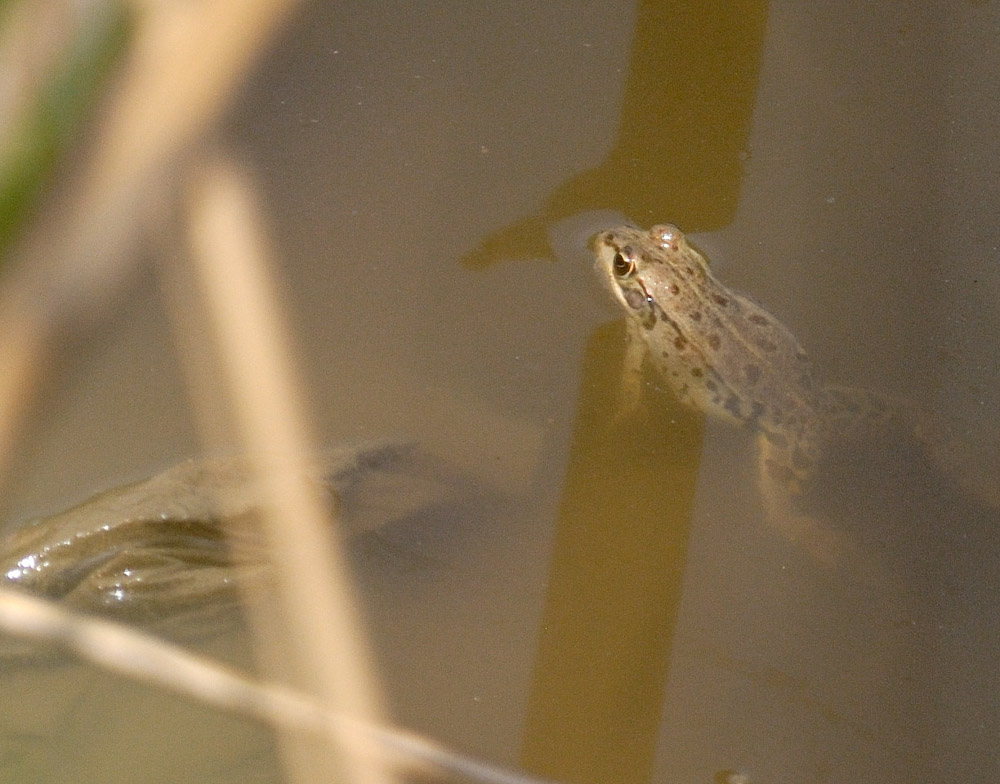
[612,252,636,278]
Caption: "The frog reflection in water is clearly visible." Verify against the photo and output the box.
[592,224,998,563]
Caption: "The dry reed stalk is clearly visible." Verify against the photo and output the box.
[0,0,392,780]
[0,587,550,784]
[184,156,393,784]
[0,0,301,480]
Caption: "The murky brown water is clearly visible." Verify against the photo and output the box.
[3,1,1000,782]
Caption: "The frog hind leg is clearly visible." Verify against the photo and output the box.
[755,431,847,566]
[902,401,1000,512]
[826,386,1000,511]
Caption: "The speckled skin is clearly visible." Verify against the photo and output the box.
[592,223,999,562]
[592,223,833,484]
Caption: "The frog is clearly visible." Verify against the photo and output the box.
[591,223,999,564]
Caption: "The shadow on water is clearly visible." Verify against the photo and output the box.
[509,3,768,782]
[461,0,768,269]
[521,321,703,784]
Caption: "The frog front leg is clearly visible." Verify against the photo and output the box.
[615,321,651,418]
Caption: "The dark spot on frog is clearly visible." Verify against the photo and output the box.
[756,337,778,353]
[712,294,729,307]
[724,394,743,419]
[623,288,647,311]
[690,310,702,322]
[707,334,721,351]
[706,380,718,392]
[866,397,889,419]
[764,430,788,448]
[745,364,761,385]
[765,458,795,483]
[691,367,704,378]
[674,335,687,350]
[839,397,862,415]
[669,283,680,295]
[748,313,770,326]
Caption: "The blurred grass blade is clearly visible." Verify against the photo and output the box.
[0,0,132,259]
